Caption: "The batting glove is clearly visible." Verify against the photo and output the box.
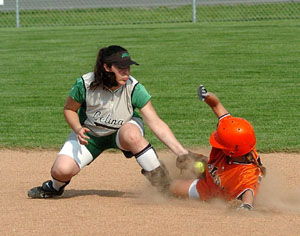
[198,85,208,101]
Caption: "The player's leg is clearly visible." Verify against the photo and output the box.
[51,154,80,182]
[28,131,94,198]
[117,118,148,154]
[116,118,171,194]
[169,179,200,199]
[27,154,79,199]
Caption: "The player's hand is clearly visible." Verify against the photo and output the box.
[176,151,208,178]
[238,203,253,211]
[198,85,208,101]
[76,127,90,145]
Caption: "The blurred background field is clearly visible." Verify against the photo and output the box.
[1,0,300,27]
[0,1,299,152]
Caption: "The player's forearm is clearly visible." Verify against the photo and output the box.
[205,92,228,118]
[150,120,188,156]
[63,109,82,134]
[141,101,188,156]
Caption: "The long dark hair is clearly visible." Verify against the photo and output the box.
[91,45,127,90]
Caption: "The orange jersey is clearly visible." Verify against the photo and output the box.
[196,147,263,201]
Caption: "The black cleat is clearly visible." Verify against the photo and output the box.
[27,180,65,199]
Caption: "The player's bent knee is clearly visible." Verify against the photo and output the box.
[51,156,80,180]
[51,167,73,180]
[123,128,144,146]
[127,132,142,145]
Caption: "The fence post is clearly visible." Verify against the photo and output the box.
[16,0,19,28]
[192,0,197,23]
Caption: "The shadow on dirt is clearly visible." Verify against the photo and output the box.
[61,189,137,199]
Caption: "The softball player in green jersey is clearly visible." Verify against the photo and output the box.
[28,45,189,198]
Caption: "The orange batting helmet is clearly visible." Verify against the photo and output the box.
[209,117,256,157]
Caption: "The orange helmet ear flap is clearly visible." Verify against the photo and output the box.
[209,117,256,157]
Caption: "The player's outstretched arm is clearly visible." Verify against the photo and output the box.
[198,85,228,118]
[140,100,188,156]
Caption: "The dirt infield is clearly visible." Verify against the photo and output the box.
[1,148,300,236]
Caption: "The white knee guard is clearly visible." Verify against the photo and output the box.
[135,144,160,171]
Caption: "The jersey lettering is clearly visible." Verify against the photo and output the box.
[93,111,124,126]
[208,164,221,186]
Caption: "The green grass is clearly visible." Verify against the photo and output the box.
[0,20,300,152]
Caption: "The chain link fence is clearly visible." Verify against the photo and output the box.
[0,0,300,28]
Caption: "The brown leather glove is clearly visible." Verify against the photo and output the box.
[176,151,208,179]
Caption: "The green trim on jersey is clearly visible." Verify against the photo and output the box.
[132,83,151,109]
[69,77,87,125]
[132,82,151,118]
[69,77,85,103]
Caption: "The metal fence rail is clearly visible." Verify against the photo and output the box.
[0,0,300,28]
